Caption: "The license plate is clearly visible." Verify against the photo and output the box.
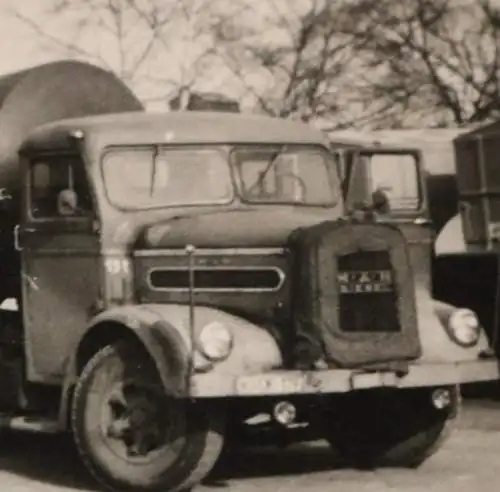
[351,371,397,389]
[236,373,310,395]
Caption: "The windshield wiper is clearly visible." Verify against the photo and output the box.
[245,144,288,197]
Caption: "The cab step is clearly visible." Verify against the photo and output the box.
[0,414,60,433]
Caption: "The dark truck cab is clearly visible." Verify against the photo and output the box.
[0,105,498,491]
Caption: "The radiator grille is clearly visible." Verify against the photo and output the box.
[337,250,400,333]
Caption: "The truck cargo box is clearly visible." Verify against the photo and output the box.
[454,121,500,250]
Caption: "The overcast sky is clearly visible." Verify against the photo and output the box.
[0,2,60,73]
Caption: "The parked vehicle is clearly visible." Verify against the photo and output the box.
[441,122,500,357]
[0,61,498,492]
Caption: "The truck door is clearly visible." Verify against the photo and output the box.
[344,149,433,289]
[17,153,100,384]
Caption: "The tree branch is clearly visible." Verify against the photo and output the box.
[10,8,113,71]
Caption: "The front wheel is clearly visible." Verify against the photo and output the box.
[71,340,225,492]
[322,386,460,469]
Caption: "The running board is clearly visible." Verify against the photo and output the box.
[0,414,60,433]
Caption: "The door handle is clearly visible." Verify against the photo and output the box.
[14,225,21,252]
[14,225,36,251]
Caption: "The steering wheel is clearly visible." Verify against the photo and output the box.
[277,172,308,202]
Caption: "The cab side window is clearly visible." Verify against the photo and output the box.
[366,153,421,211]
[30,156,93,219]
[345,151,421,214]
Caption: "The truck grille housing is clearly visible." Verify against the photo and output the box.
[288,220,422,368]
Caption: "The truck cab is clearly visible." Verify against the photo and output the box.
[0,111,498,492]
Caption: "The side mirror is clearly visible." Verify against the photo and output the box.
[372,188,391,214]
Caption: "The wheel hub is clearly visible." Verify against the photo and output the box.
[103,382,173,458]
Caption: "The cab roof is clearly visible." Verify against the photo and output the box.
[20,111,330,154]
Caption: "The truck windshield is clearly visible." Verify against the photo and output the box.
[233,145,339,206]
[102,146,233,210]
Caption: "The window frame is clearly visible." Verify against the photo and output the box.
[100,144,236,212]
[231,143,340,207]
[26,151,96,223]
[354,149,425,214]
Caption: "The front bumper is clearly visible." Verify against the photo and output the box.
[190,359,500,397]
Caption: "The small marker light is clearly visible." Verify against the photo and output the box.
[431,388,452,410]
[273,401,297,426]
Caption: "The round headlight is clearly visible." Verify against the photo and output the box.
[198,321,233,361]
[447,308,480,347]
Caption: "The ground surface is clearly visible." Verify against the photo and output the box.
[0,399,499,492]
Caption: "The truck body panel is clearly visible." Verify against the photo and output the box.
[0,61,143,306]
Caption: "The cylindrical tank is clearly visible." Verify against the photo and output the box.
[0,60,143,298]
[0,60,143,206]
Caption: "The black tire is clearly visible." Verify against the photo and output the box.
[323,386,460,469]
[71,339,225,492]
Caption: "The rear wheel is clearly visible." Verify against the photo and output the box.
[71,340,225,492]
[322,386,460,469]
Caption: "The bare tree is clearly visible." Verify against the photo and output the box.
[339,0,500,128]
[210,0,369,125]
[16,0,500,130]
[12,0,227,106]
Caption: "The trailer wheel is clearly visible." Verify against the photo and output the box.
[71,340,225,492]
[323,386,460,469]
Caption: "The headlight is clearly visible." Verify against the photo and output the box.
[447,308,480,347]
[198,321,233,361]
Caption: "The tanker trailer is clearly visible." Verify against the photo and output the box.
[0,60,143,303]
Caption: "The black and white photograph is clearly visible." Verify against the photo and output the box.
[0,1,500,491]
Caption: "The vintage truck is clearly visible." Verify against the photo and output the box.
[0,60,498,492]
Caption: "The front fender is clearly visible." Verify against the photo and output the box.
[75,305,191,397]
[433,299,490,347]
[71,304,283,399]
[420,298,492,360]
[143,304,284,377]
